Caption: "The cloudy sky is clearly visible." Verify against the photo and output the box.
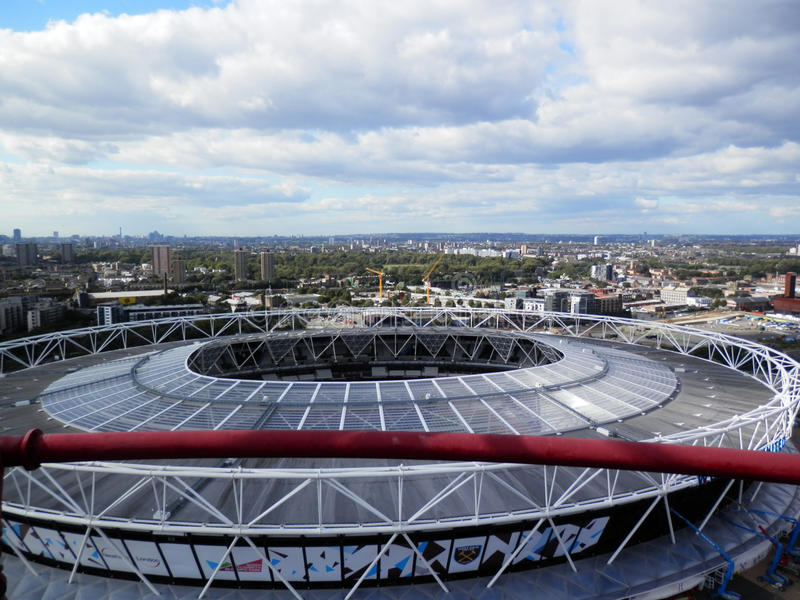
[1,0,798,237]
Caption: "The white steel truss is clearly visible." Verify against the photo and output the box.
[2,307,800,598]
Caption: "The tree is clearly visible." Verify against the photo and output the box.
[691,287,724,299]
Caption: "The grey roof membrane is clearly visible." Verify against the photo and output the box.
[38,331,681,436]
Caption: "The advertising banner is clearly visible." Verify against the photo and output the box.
[61,531,106,570]
[32,526,73,562]
[195,544,238,581]
[159,542,201,579]
[122,539,169,576]
[1,500,679,590]
[380,538,415,580]
[267,546,306,582]
[1,521,30,555]
[305,546,342,582]
[343,544,378,581]
[93,536,134,574]
[230,546,270,582]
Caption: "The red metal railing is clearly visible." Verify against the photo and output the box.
[1,428,799,483]
[1,429,798,597]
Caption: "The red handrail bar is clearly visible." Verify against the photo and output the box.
[0,429,797,596]
[0,429,798,484]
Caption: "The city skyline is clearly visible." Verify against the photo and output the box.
[5,227,799,242]
[1,1,799,237]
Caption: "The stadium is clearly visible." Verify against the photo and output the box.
[0,306,799,599]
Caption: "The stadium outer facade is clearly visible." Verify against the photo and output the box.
[0,306,799,599]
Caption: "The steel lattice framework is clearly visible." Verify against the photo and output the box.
[1,307,799,598]
[2,307,797,445]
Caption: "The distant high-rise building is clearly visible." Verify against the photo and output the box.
[569,293,594,314]
[151,245,171,277]
[260,250,275,282]
[593,236,600,246]
[234,249,248,281]
[543,290,571,312]
[15,242,37,267]
[172,257,186,284]
[0,297,25,336]
[520,244,528,256]
[785,272,797,299]
[26,298,67,332]
[773,272,800,315]
[60,243,74,264]
[96,303,126,326]
[590,264,614,281]
[12,228,21,242]
[53,231,59,239]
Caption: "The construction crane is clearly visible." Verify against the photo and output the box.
[365,267,386,298]
[423,253,445,304]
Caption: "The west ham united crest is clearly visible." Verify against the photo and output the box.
[454,544,481,565]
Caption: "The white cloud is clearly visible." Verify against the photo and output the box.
[0,0,798,235]
[769,205,800,219]
[635,198,659,210]
[0,1,562,137]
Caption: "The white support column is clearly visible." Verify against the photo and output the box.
[344,533,398,600]
[402,532,449,593]
[547,517,577,573]
[1,519,39,576]
[487,518,545,588]
[697,479,736,532]
[35,467,84,514]
[663,488,676,544]
[247,479,312,527]
[162,476,233,525]
[198,536,239,599]
[607,494,661,565]
[92,526,161,596]
[407,472,473,524]
[67,527,92,583]
[242,536,304,600]
[326,478,394,524]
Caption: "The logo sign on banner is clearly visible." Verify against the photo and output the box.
[454,545,481,565]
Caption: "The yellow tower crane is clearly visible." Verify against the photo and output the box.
[365,267,386,298]
[423,253,445,304]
